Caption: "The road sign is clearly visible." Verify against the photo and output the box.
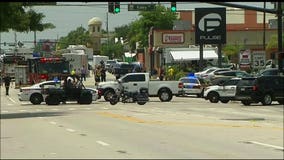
[128,4,156,11]
[252,51,266,69]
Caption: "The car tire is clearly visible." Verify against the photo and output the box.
[137,101,146,105]
[46,95,60,105]
[220,99,230,103]
[208,92,219,103]
[261,94,272,105]
[158,89,172,102]
[30,93,43,105]
[104,90,115,101]
[241,100,251,106]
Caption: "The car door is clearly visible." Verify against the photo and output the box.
[223,79,240,97]
[121,74,148,93]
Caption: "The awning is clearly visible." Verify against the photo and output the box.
[170,50,218,61]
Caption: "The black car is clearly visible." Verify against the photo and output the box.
[235,76,284,106]
[257,68,279,76]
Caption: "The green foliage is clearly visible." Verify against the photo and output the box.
[100,41,124,59]
[57,26,92,49]
[0,2,55,33]
[114,5,177,51]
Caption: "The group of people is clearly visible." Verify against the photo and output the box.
[70,65,87,82]
[93,61,106,85]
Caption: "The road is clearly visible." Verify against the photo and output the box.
[1,75,283,159]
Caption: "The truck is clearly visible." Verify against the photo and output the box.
[93,55,109,68]
[62,52,88,75]
[97,72,183,102]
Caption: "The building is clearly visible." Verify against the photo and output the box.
[142,8,278,73]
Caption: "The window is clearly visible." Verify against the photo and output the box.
[123,74,145,82]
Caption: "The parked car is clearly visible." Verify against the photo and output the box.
[195,67,219,78]
[178,76,204,97]
[202,68,232,82]
[18,80,98,105]
[257,68,279,76]
[204,78,241,103]
[210,70,252,85]
[235,75,284,106]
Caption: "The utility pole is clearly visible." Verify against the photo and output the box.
[263,2,266,51]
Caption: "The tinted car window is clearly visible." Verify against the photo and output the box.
[123,74,145,82]
[237,79,256,86]
[224,79,240,86]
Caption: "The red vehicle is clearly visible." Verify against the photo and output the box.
[27,57,70,84]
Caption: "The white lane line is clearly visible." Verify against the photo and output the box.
[51,108,59,111]
[19,110,27,112]
[49,121,57,125]
[1,111,9,113]
[7,104,13,106]
[8,97,16,103]
[103,107,109,110]
[84,108,91,110]
[66,128,76,132]
[68,108,76,111]
[96,141,110,146]
[37,117,44,119]
[248,141,284,150]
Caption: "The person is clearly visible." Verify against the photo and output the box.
[167,66,174,80]
[159,67,165,81]
[100,66,106,82]
[81,65,87,81]
[3,74,11,96]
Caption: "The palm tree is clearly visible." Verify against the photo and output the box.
[27,9,55,48]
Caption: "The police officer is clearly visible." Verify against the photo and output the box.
[3,74,11,96]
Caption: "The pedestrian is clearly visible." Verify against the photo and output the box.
[2,74,11,96]
[81,65,87,81]
[101,66,106,82]
[159,67,165,81]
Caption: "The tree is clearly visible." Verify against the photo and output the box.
[222,44,244,63]
[266,34,284,53]
[0,2,30,32]
[27,9,55,47]
[57,26,92,49]
[126,5,177,50]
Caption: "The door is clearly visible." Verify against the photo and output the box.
[121,74,148,93]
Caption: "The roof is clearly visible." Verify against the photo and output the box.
[170,50,218,61]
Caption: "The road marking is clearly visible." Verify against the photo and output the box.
[36,109,42,112]
[1,111,9,113]
[96,141,110,146]
[49,121,57,125]
[68,108,76,111]
[8,97,16,103]
[66,128,75,132]
[84,108,91,110]
[19,110,27,112]
[7,103,13,106]
[247,141,284,150]
[51,108,59,111]
[103,107,109,110]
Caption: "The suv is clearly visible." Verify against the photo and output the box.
[204,78,241,103]
[235,76,284,106]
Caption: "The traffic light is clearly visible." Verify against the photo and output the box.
[114,2,120,13]
[108,2,114,13]
[171,2,177,12]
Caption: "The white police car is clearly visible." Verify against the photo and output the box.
[178,74,204,97]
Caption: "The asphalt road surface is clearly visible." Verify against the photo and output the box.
[1,77,283,159]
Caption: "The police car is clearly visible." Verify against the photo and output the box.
[178,74,204,97]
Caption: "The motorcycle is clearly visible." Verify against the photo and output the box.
[109,85,149,105]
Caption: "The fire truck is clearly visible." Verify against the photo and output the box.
[27,57,70,84]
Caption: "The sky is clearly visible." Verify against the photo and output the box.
[0,2,275,49]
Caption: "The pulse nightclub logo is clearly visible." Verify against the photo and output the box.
[195,8,226,44]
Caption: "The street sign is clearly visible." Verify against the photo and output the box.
[252,51,266,69]
[128,4,156,11]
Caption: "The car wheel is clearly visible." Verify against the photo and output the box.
[261,94,272,105]
[79,93,92,104]
[137,101,146,105]
[241,100,251,106]
[277,100,283,104]
[46,95,60,105]
[208,92,219,103]
[104,90,115,101]
[220,99,230,103]
[158,89,172,102]
[30,93,43,105]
